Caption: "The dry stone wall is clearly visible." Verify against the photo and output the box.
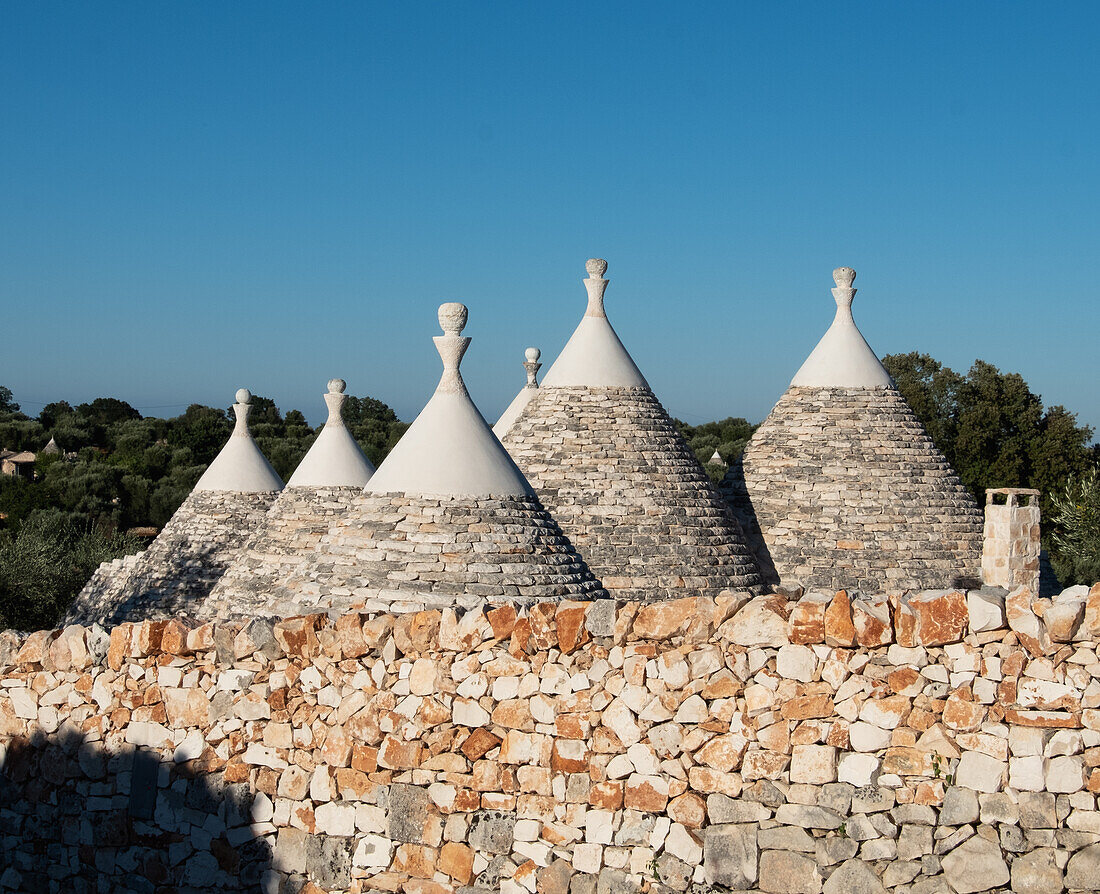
[502,386,762,601]
[721,386,984,593]
[65,490,279,627]
[4,582,1100,893]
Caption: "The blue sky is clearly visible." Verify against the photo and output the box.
[2,3,1098,437]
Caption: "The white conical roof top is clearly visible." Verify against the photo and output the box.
[790,267,894,388]
[366,303,535,498]
[493,347,542,440]
[286,379,376,488]
[539,259,649,389]
[194,389,284,492]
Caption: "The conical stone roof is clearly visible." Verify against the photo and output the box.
[500,259,762,601]
[720,268,983,593]
[201,379,376,620]
[283,303,605,615]
[66,389,283,626]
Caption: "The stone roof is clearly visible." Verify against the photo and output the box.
[272,303,605,613]
[194,389,284,493]
[201,379,376,619]
[65,489,278,625]
[501,259,763,601]
[720,268,983,592]
[65,388,282,625]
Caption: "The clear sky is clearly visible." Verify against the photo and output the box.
[2,3,1097,436]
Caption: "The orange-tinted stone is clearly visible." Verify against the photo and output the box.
[461,728,502,761]
[588,781,624,810]
[556,603,589,654]
[378,735,423,769]
[824,591,856,647]
[487,604,517,640]
[780,694,835,721]
[633,597,698,639]
[274,616,322,659]
[439,842,474,884]
[160,619,192,656]
[909,591,968,646]
[788,594,829,645]
[667,792,706,828]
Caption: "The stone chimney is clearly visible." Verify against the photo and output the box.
[982,488,1041,593]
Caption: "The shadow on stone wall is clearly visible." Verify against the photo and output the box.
[0,726,289,893]
[726,491,780,589]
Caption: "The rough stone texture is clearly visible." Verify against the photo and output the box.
[65,489,278,625]
[69,552,143,621]
[721,386,983,592]
[6,581,1100,893]
[502,385,762,601]
[285,492,605,612]
[203,485,364,620]
[982,488,1041,595]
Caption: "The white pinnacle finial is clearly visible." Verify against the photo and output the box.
[232,388,252,435]
[583,258,610,318]
[434,302,472,392]
[523,347,542,388]
[324,378,349,425]
[831,266,857,313]
[833,267,856,289]
[438,302,468,336]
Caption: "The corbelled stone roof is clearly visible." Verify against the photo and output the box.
[66,389,282,625]
[720,268,983,592]
[202,379,376,620]
[500,259,763,602]
[282,304,604,612]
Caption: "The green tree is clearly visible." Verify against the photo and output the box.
[675,417,757,483]
[0,510,140,631]
[168,404,233,466]
[38,400,74,430]
[0,386,18,413]
[883,353,1094,518]
[1049,469,1100,586]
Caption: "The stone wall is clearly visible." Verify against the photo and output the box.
[3,583,1100,894]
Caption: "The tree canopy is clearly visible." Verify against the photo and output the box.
[882,353,1096,516]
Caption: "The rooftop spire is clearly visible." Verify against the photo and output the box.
[368,303,533,497]
[539,257,648,389]
[492,347,543,439]
[194,388,283,493]
[523,347,542,388]
[285,377,375,488]
[584,258,610,318]
[789,266,894,389]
